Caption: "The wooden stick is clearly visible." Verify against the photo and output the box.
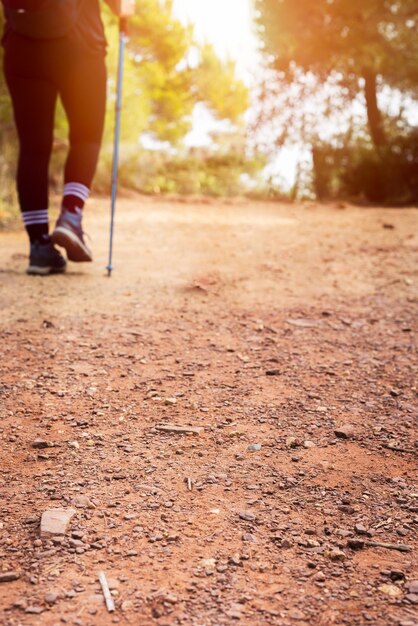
[366,540,412,552]
[98,571,115,612]
[348,539,412,553]
[156,424,203,435]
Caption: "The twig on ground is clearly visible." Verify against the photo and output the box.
[348,539,412,552]
[98,571,115,612]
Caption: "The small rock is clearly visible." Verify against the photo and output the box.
[201,558,216,575]
[405,594,418,604]
[32,439,49,449]
[327,548,346,562]
[44,592,59,605]
[40,508,76,538]
[0,571,20,583]
[354,523,369,535]
[338,505,355,514]
[229,554,241,566]
[286,436,300,449]
[25,606,44,614]
[72,495,94,509]
[266,369,280,376]
[247,443,262,452]
[242,533,256,542]
[303,440,316,449]
[288,609,306,621]
[239,511,256,522]
[164,397,177,406]
[406,581,418,594]
[378,583,402,597]
[334,424,356,439]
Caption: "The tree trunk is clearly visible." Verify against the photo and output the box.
[363,69,386,150]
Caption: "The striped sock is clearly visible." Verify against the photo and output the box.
[62,182,90,213]
[22,209,49,243]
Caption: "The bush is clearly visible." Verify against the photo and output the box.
[312,130,418,205]
[94,148,265,197]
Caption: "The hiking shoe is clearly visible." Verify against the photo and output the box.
[52,208,92,262]
[27,239,67,276]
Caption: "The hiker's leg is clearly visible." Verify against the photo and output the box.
[3,37,57,242]
[60,52,107,196]
[50,51,106,263]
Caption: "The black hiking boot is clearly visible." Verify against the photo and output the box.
[27,239,67,276]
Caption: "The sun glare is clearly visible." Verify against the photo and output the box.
[172,0,258,79]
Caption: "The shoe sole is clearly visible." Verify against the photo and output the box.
[52,226,93,263]
[27,265,67,276]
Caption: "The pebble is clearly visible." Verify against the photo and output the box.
[239,511,256,522]
[378,583,402,597]
[247,444,262,452]
[405,594,418,604]
[406,581,418,594]
[44,591,59,605]
[286,436,300,449]
[40,508,76,538]
[32,439,49,449]
[328,548,346,562]
[334,424,356,439]
[242,533,256,542]
[303,440,316,448]
[72,495,94,509]
[354,523,369,535]
[25,606,44,614]
[338,505,355,514]
[0,571,20,583]
[229,554,241,566]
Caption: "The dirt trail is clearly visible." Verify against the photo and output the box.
[0,198,417,626]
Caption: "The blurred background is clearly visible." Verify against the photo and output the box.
[1,0,417,226]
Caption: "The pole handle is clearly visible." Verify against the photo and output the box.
[120,17,128,35]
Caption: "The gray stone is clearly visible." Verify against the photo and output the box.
[406,581,418,594]
[354,523,369,535]
[239,511,256,522]
[44,592,59,605]
[405,594,418,605]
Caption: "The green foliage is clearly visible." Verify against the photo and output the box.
[256,0,418,91]
[255,0,418,202]
[95,145,265,197]
[194,44,249,123]
[0,0,251,221]
[312,130,418,204]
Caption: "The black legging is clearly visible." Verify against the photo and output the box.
[3,32,107,214]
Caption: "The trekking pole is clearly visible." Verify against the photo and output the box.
[107,16,128,277]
